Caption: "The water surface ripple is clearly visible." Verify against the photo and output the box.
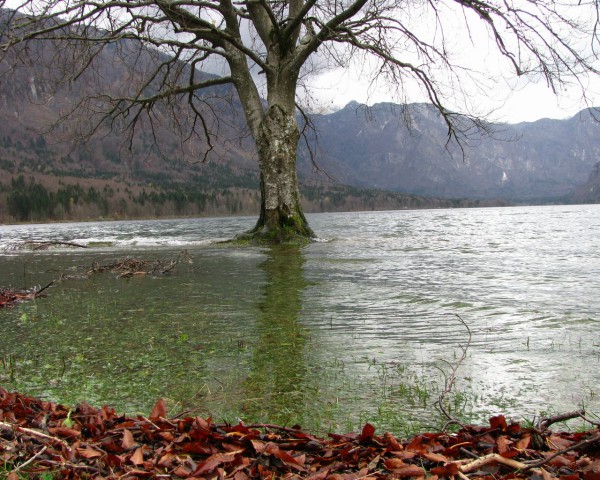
[0,205,598,433]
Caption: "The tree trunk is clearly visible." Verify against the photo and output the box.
[238,105,315,243]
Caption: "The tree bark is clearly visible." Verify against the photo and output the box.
[238,105,315,243]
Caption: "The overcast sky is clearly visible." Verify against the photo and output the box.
[308,67,600,124]
[302,1,600,125]
[6,0,598,124]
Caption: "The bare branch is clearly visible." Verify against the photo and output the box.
[434,314,472,429]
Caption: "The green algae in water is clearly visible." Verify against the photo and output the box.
[1,228,599,435]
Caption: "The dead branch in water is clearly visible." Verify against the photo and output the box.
[538,409,587,431]
[434,314,472,430]
[85,250,192,278]
[4,240,88,251]
[0,282,54,308]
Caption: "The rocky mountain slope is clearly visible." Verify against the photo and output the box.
[1,7,599,222]
[308,102,600,201]
[570,161,600,203]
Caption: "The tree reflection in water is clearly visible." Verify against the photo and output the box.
[240,244,311,426]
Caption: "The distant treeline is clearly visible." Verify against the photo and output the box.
[3,175,110,221]
[0,175,260,222]
[0,173,510,224]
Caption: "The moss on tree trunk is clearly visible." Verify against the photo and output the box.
[237,105,315,244]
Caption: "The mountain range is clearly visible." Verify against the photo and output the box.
[304,102,600,202]
[1,10,599,222]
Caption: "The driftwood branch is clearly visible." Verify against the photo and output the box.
[435,314,472,429]
[13,445,48,472]
[0,282,54,308]
[0,421,72,453]
[5,241,88,251]
[87,250,192,278]
[524,432,600,469]
[456,430,600,475]
[460,452,528,473]
[538,409,586,430]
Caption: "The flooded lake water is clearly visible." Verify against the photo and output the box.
[0,205,599,435]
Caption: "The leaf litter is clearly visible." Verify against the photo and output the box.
[1,387,599,479]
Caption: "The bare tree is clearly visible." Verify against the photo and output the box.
[1,0,599,242]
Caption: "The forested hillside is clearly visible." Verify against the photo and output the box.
[1,7,597,224]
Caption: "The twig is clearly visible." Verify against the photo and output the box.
[460,453,528,473]
[459,447,480,459]
[0,421,72,453]
[579,413,600,427]
[139,416,161,430]
[24,240,88,250]
[524,432,600,470]
[34,281,54,296]
[14,445,47,472]
[42,460,105,475]
[434,314,472,428]
[538,409,585,430]
[457,471,471,480]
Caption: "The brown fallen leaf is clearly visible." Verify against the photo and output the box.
[192,452,237,476]
[390,465,425,477]
[423,451,449,463]
[48,426,81,438]
[149,398,167,421]
[384,458,408,470]
[130,446,145,465]
[121,428,137,450]
[431,462,460,476]
[76,445,104,459]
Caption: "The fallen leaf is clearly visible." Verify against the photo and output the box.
[48,426,81,438]
[406,435,425,453]
[181,440,216,455]
[489,415,508,431]
[266,443,307,471]
[76,446,103,458]
[157,452,177,467]
[547,435,573,451]
[367,454,381,470]
[121,428,137,450]
[384,432,403,452]
[391,465,426,477]
[173,465,191,478]
[384,458,408,470]
[125,468,153,477]
[130,446,145,465]
[359,423,376,443]
[497,435,512,454]
[192,452,236,476]
[149,398,167,420]
[423,452,449,463]
[516,433,531,451]
[251,439,268,454]
[431,462,460,476]
[391,450,417,460]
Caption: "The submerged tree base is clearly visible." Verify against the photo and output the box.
[232,210,317,245]
[232,228,315,245]
[1,388,599,479]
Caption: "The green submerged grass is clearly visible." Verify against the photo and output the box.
[2,245,598,439]
[1,337,594,439]
[1,339,500,438]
